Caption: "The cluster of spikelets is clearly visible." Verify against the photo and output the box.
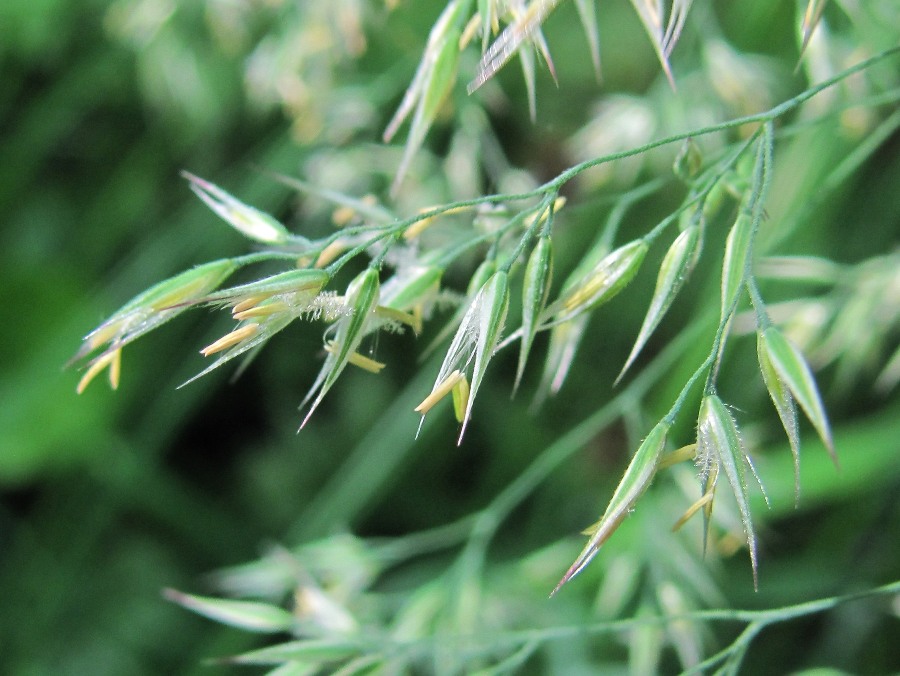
[72,174,613,444]
[71,133,837,594]
[73,0,847,594]
[382,0,830,192]
[551,123,839,593]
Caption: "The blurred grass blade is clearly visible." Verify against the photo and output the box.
[392,31,460,194]
[757,329,801,500]
[574,0,602,80]
[478,0,497,51]
[657,582,702,669]
[263,662,315,676]
[662,0,693,59]
[875,343,900,394]
[626,0,684,88]
[164,588,294,633]
[530,22,558,85]
[617,225,700,383]
[266,171,395,225]
[760,326,836,463]
[519,42,538,122]
[799,0,828,60]
[468,0,562,94]
[698,395,758,588]
[384,0,467,193]
[228,639,367,665]
[629,604,664,674]
[553,421,669,595]
[532,313,589,406]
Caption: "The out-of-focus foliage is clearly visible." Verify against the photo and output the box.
[2,0,899,674]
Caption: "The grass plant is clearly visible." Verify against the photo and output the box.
[3,0,899,673]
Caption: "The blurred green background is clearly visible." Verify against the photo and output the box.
[1,1,898,673]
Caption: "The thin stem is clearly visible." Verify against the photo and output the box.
[542,46,900,195]
[746,277,770,330]
[388,579,900,655]
[276,45,900,278]
[228,251,309,267]
[247,47,898,292]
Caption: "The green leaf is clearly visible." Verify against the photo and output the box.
[573,0,602,80]
[698,395,758,588]
[757,330,801,501]
[760,326,836,463]
[618,225,700,383]
[515,236,553,392]
[553,421,669,594]
[720,212,753,323]
[519,40,538,122]
[533,313,589,405]
[163,588,294,633]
